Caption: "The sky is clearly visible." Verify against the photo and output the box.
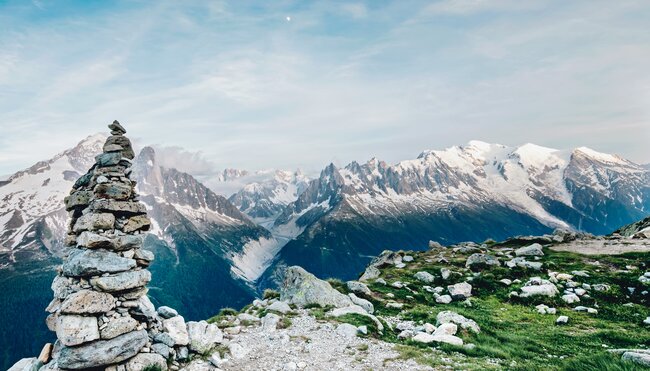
[0,0,649,176]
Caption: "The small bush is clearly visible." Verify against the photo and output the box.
[263,289,280,300]
[143,365,163,371]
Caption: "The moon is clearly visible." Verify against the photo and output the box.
[286,16,291,22]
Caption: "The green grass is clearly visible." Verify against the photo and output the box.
[364,241,650,370]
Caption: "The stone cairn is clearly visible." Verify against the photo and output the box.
[22,121,224,371]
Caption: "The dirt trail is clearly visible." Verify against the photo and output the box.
[550,238,650,255]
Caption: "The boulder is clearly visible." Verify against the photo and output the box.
[412,332,463,346]
[157,305,179,319]
[515,243,544,256]
[556,315,569,325]
[90,269,151,292]
[75,231,113,249]
[267,300,292,314]
[562,294,580,304]
[163,315,190,346]
[72,213,115,233]
[63,248,136,277]
[59,290,116,314]
[465,253,500,270]
[58,330,148,369]
[448,282,472,300]
[622,351,650,367]
[187,320,223,354]
[64,191,93,210]
[359,266,381,282]
[348,293,374,314]
[433,323,458,336]
[519,278,558,298]
[280,266,352,308]
[436,295,452,304]
[120,215,151,233]
[436,311,480,333]
[262,313,281,332]
[126,353,168,371]
[414,271,435,283]
[56,315,100,346]
[100,315,138,340]
[346,281,372,296]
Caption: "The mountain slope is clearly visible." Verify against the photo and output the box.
[0,137,272,369]
[260,141,649,285]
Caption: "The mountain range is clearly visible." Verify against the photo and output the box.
[0,134,648,368]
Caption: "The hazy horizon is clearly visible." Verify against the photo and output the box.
[1,0,649,175]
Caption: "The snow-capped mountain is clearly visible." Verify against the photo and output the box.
[228,170,310,223]
[0,133,106,260]
[0,136,279,364]
[260,141,650,285]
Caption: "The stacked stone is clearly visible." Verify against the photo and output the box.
[7,121,226,371]
[45,121,160,369]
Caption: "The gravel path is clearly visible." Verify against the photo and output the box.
[218,310,433,371]
[550,238,650,255]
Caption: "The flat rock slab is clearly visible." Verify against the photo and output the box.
[91,270,151,292]
[58,330,148,369]
[60,290,116,314]
[56,315,100,346]
[63,249,136,277]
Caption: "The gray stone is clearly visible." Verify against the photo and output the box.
[436,294,452,304]
[109,120,127,134]
[151,343,171,359]
[51,275,76,299]
[163,315,190,345]
[520,278,559,298]
[348,293,374,314]
[95,152,122,168]
[63,249,136,277]
[73,213,115,233]
[436,311,480,333]
[336,323,358,338]
[7,358,41,371]
[157,305,178,319]
[441,268,452,280]
[267,300,292,314]
[515,243,544,256]
[90,269,151,292]
[90,199,147,215]
[94,182,132,201]
[154,332,176,347]
[65,191,93,211]
[56,315,100,346]
[359,266,380,282]
[262,313,281,332]
[113,235,145,251]
[280,266,352,308]
[100,315,138,340]
[60,290,116,314]
[414,271,435,283]
[75,231,113,249]
[187,320,223,354]
[622,352,650,367]
[120,215,151,233]
[556,315,569,325]
[448,282,472,300]
[125,353,168,371]
[465,253,500,270]
[346,280,372,296]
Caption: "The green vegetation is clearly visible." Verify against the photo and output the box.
[263,289,280,300]
[361,240,650,370]
[142,365,164,371]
